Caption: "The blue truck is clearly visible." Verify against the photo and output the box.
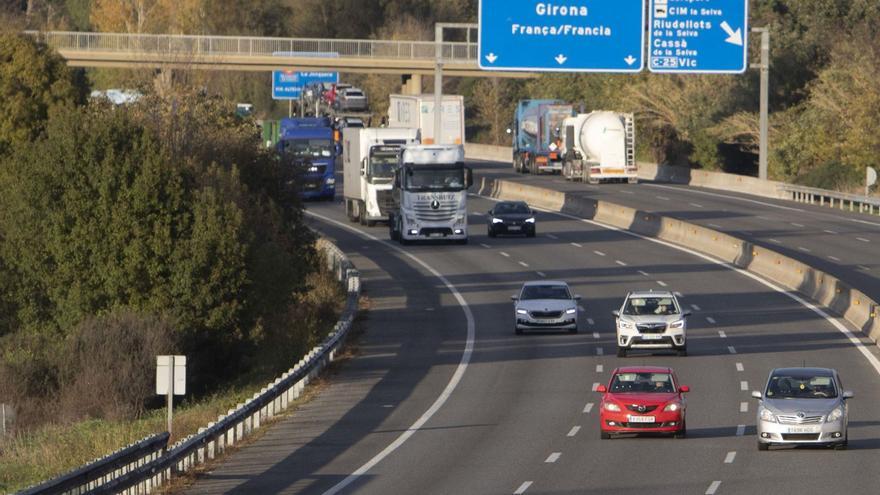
[511,100,574,175]
[277,117,338,200]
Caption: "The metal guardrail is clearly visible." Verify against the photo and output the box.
[779,183,880,215]
[18,239,360,495]
[23,31,478,63]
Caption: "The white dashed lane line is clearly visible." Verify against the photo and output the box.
[596,364,604,373]
[857,237,871,243]
[724,451,737,464]
[596,347,604,356]
[740,402,749,413]
[673,291,683,297]
[594,250,606,256]
[791,222,804,227]
[690,203,704,208]
[825,229,838,235]
[514,481,533,494]
[657,280,668,287]
[736,425,746,436]
[587,318,595,325]
[718,331,727,339]
[500,252,510,258]
[638,270,650,277]
[706,317,716,324]
[728,346,737,354]
[798,246,811,253]
[591,383,600,392]
[546,234,559,240]
[736,362,744,372]
[545,453,561,463]
[657,196,670,201]
[571,242,583,248]
[740,381,749,391]
[567,426,581,437]
[518,261,529,268]
[769,239,782,244]
[583,403,594,413]
[708,223,722,229]
[691,304,701,311]
[536,271,547,278]
[706,481,722,495]
[615,260,628,266]
[592,332,600,339]
[829,255,841,262]
[480,243,491,249]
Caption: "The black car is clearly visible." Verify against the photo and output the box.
[487,201,536,237]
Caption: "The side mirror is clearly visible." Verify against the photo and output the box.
[751,391,763,399]
[360,159,367,176]
[843,390,855,399]
[488,210,494,215]
[573,295,582,301]
[611,310,620,317]
[679,386,690,393]
[683,311,692,317]
[596,384,607,393]
[510,295,519,301]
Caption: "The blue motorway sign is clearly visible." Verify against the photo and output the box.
[648,0,749,73]
[271,71,339,100]
[478,0,645,73]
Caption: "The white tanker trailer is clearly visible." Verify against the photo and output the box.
[561,111,637,184]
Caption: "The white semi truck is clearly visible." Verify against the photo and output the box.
[561,111,637,184]
[388,145,472,245]
[342,127,420,226]
[388,94,465,146]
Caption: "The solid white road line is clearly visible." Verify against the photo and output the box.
[591,382,600,392]
[829,255,841,262]
[740,381,748,391]
[718,331,727,339]
[500,252,511,258]
[724,451,737,464]
[709,223,722,228]
[646,183,806,212]
[583,403,594,413]
[545,452,561,463]
[691,304,701,311]
[616,260,628,266]
[309,212,476,495]
[769,239,782,244]
[596,364,604,373]
[657,280,668,287]
[857,237,871,243]
[798,246,811,253]
[736,362,744,372]
[736,425,746,436]
[850,218,880,228]
[514,481,533,494]
[706,481,722,495]
[571,242,583,248]
[707,316,716,324]
[567,426,581,437]
[728,346,737,354]
[859,265,871,271]
[740,402,749,413]
[594,250,606,256]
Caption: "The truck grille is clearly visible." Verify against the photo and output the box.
[376,190,395,214]
[413,200,457,222]
[777,415,824,425]
[637,323,667,334]
[530,310,563,319]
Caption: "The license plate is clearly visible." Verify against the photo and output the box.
[788,426,819,434]
[627,415,655,423]
[606,168,625,174]
[429,233,444,238]
[535,319,555,324]
[508,226,521,231]
[640,334,663,340]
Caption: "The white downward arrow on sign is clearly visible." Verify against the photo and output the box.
[485,53,498,64]
[624,55,637,66]
[555,54,567,65]
[721,21,743,46]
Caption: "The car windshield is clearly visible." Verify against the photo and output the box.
[346,91,364,97]
[282,139,334,158]
[766,373,838,399]
[369,151,399,180]
[403,165,465,191]
[521,285,570,300]
[495,203,531,215]
[609,372,675,393]
[622,297,679,316]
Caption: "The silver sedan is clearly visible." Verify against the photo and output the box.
[752,367,853,450]
[512,281,580,335]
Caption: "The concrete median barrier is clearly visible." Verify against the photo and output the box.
[477,175,880,350]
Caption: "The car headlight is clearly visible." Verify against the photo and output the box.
[826,406,844,423]
[618,320,635,330]
[759,407,777,423]
[565,308,577,315]
[525,217,536,223]
[516,309,528,315]
[604,403,621,412]
[492,218,504,224]
[663,402,681,412]
[668,320,684,329]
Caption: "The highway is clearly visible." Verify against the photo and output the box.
[187,161,880,494]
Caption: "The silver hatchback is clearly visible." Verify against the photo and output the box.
[512,281,580,335]
[752,367,853,450]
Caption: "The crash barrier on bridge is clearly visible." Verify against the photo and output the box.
[18,239,361,495]
[476,176,880,349]
[24,31,477,62]
[466,145,878,210]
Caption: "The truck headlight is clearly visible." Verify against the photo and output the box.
[759,407,777,423]
[516,309,528,315]
[618,320,634,330]
[669,320,684,329]
[525,217,535,223]
[565,308,576,315]
[826,406,844,423]
[492,218,504,224]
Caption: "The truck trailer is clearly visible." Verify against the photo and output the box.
[388,145,472,245]
[512,100,574,175]
[277,117,339,200]
[388,94,465,146]
[342,127,420,226]
[560,111,637,184]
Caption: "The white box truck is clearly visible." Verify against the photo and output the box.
[388,145,472,245]
[388,94,465,146]
[342,127,420,226]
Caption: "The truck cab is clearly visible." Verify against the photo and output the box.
[277,117,338,200]
[389,145,472,245]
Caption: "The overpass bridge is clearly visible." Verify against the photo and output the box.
[25,31,533,81]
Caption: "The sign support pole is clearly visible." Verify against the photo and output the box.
[751,27,770,180]
[167,356,174,436]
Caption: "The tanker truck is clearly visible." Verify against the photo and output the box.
[561,111,636,184]
[511,100,574,175]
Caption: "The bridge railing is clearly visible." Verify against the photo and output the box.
[779,183,880,215]
[24,31,478,62]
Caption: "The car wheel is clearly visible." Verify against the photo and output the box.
[515,327,523,335]
[488,228,496,238]
[677,346,688,357]
[600,431,611,440]
[569,327,578,334]
[366,220,376,227]
[835,434,848,450]
[527,230,536,238]
[758,441,770,451]
[617,347,627,358]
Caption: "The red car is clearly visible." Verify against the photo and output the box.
[597,366,689,439]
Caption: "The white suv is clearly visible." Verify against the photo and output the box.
[613,291,691,357]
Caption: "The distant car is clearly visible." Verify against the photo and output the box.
[597,366,689,439]
[752,367,853,451]
[335,88,369,112]
[512,281,580,335]
[339,116,365,128]
[613,291,691,357]
[488,201,536,238]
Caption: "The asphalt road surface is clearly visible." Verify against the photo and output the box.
[187,163,880,494]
